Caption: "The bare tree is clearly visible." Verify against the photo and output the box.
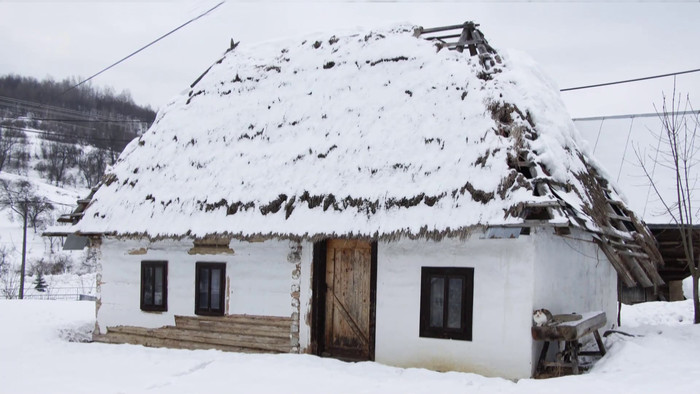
[36,142,80,186]
[0,127,25,172]
[636,86,700,323]
[0,179,54,298]
[78,149,107,188]
[0,240,19,299]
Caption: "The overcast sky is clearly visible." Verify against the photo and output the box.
[1,1,698,118]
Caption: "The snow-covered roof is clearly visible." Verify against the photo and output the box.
[73,24,653,253]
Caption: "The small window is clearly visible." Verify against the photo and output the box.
[141,261,167,312]
[419,267,474,340]
[195,262,226,316]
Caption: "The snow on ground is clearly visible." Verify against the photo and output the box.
[1,299,698,393]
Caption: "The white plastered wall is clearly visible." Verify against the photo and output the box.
[531,227,618,373]
[374,234,536,380]
[96,237,309,335]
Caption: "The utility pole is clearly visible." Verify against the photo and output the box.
[19,201,28,299]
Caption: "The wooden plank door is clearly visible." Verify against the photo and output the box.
[324,239,373,360]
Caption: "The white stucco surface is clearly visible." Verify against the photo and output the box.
[531,228,618,374]
[96,238,297,333]
[95,230,618,380]
[374,235,536,380]
[532,228,618,326]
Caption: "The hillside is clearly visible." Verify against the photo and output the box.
[0,75,155,298]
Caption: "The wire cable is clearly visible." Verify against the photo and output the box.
[0,124,134,144]
[64,1,225,94]
[561,67,700,92]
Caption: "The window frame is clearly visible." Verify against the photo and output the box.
[194,262,227,316]
[419,266,474,341]
[140,260,168,312]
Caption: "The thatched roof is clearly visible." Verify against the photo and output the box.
[67,23,660,284]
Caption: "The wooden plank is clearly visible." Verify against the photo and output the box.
[174,316,290,338]
[635,253,666,286]
[109,325,290,346]
[106,326,292,353]
[598,227,634,241]
[609,241,643,250]
[618,250,650,259]
[176,314,292,327]
[594,237,637,287]
[94,332,272,354]
[607,213,633,222]
[620,254,654,288]
[161,328,290,349]
[606,199,625,206]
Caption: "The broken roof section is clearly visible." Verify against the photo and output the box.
[70,22,662,286]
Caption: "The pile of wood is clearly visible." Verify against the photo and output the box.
[93,314,294,353]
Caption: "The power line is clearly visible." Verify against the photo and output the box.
[1,117,147,124]
[65,1,226,94]
[0,124,134,144]
[572,109,700,122]
[0,95,118,121]
[0,199,74,207]
[560,67,700,92]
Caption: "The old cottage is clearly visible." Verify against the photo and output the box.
[59,23,664,379]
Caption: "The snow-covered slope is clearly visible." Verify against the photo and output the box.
[76,25,625,239]
[1,130,92,297]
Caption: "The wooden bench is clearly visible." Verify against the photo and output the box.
[531,311,607,375]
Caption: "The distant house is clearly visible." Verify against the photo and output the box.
[58,23,663,379]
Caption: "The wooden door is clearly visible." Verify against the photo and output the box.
[324,239,373,360]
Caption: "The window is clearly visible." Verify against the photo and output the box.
[141,261,167,311]
[419,267,474,340]
[195,262,226,316]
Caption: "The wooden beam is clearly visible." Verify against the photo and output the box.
[609,241,643,250]
[595,237,637,287]
[618,250,650,259]
[607,213,633,222]
[416,23,469,35]
[620,254,654,288]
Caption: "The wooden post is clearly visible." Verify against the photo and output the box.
[19,203,27,299]
[536,341,550,375]
[593,330,607,356]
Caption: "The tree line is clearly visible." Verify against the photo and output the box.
[0,74,157,188]
[0,74,155,154]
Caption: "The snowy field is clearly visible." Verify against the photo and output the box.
[1,299,698,393]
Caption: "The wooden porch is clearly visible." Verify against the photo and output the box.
[93,314,297,353]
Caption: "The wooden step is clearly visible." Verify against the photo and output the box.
[105,325,292,353]
[174,316,290,339]
[94,331,270,354]
[175,314,292,328]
